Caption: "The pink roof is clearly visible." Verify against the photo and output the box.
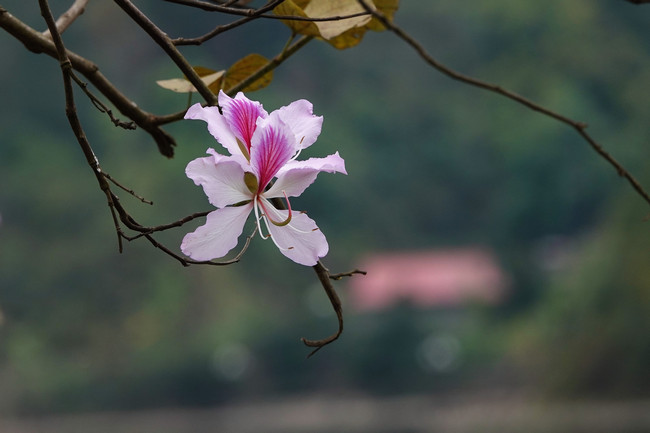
[349,248,508,311]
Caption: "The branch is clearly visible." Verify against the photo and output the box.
[624,0,650,3]
[301,261,345,357]
[172,0,286,46]
[165,0,371,23]
[357,0,650,208]
[329,268,366,280]
[113,0,219,107]
[0,7,177,156]
[226,34,313,95]
[42,0,89,38]
[38,0,124,251]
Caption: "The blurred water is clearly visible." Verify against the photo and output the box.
[1,393,649,433]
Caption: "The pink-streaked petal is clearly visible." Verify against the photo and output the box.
[186,150,251,208]
[185,103,242,157]
[249,113,296,191]
[276,151,347,178]
[181,204,253,261]
[264,168,320,199]
[276,99,323,149]
[219,90,267,153]
[262,201,329,266]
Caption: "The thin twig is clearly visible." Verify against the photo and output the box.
[301,261,345,357]
[329,269,366,280]
[104,172,153,204]
[113,0,219,107]
[42,0,89,38]
[0,8,177,156]
[357,0,650,208]
[38,0,124,251]
[226,35,313,96]
[173,0,285,45]
[69,71,136,129]
[165,0,371,22]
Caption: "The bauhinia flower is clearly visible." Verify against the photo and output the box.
[181,91,346,266]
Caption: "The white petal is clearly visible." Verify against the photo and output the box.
[275,99,323,150]
[263,203,329,266]
[267,152,347,198]
[181,204,253,261]
[185,103,242,157]
[186,151,251,208]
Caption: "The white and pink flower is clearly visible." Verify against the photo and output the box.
[181,91,346,266]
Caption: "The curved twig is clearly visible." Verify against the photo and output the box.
[113,0,219,108]
[357,0,650,208]
[301,261,345,357]
[173,0,286,46]
[0,7,177,156]
[226,34,313,95]
[165,0,372,23]
[329,269,366,280]
[42,0,89,38]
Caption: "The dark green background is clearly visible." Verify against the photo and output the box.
[1,0,649,414]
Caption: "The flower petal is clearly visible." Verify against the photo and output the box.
[219,90,268,154]
[262,201,329,266]
[185,103,241,157]
[186,149,251,208]
[276,99,323,149]
[267,152,347,198]
[181,203,253,261]
[250,113,296,191]
[277,151,347,177]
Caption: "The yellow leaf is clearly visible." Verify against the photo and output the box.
[327,26,368,49]
[274,0,320,37]
[156,66,224,93]
[303,0,372,40]
[366,0,400,31]
[224,54,273,93]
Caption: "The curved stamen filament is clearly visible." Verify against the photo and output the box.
[259,212,294,252]
[253,195,271,239]
[258,192,292,227]
[291,147,302,161]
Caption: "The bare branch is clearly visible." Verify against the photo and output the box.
[166,0,371,23]
[357,0,650,208]
[69,71,136,130]
[302,261,345,357]
[329,269,366,280]
[104,172,153,205]
[42,0,89,38]
[0,7,177,156]
[173,0,285,46]
[113,0,219,107]
[38,0,124,251]
[226,34,313,95]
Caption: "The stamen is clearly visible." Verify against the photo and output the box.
[253,196,270,239]
[259,213,294,252]
[259,193,292,227]
[290,148,302,161]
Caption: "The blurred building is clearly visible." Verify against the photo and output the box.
[349,248,508,312]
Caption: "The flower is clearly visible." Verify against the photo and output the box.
[181,92,346,266]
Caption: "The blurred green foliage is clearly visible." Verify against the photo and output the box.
[0,0,649,414]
